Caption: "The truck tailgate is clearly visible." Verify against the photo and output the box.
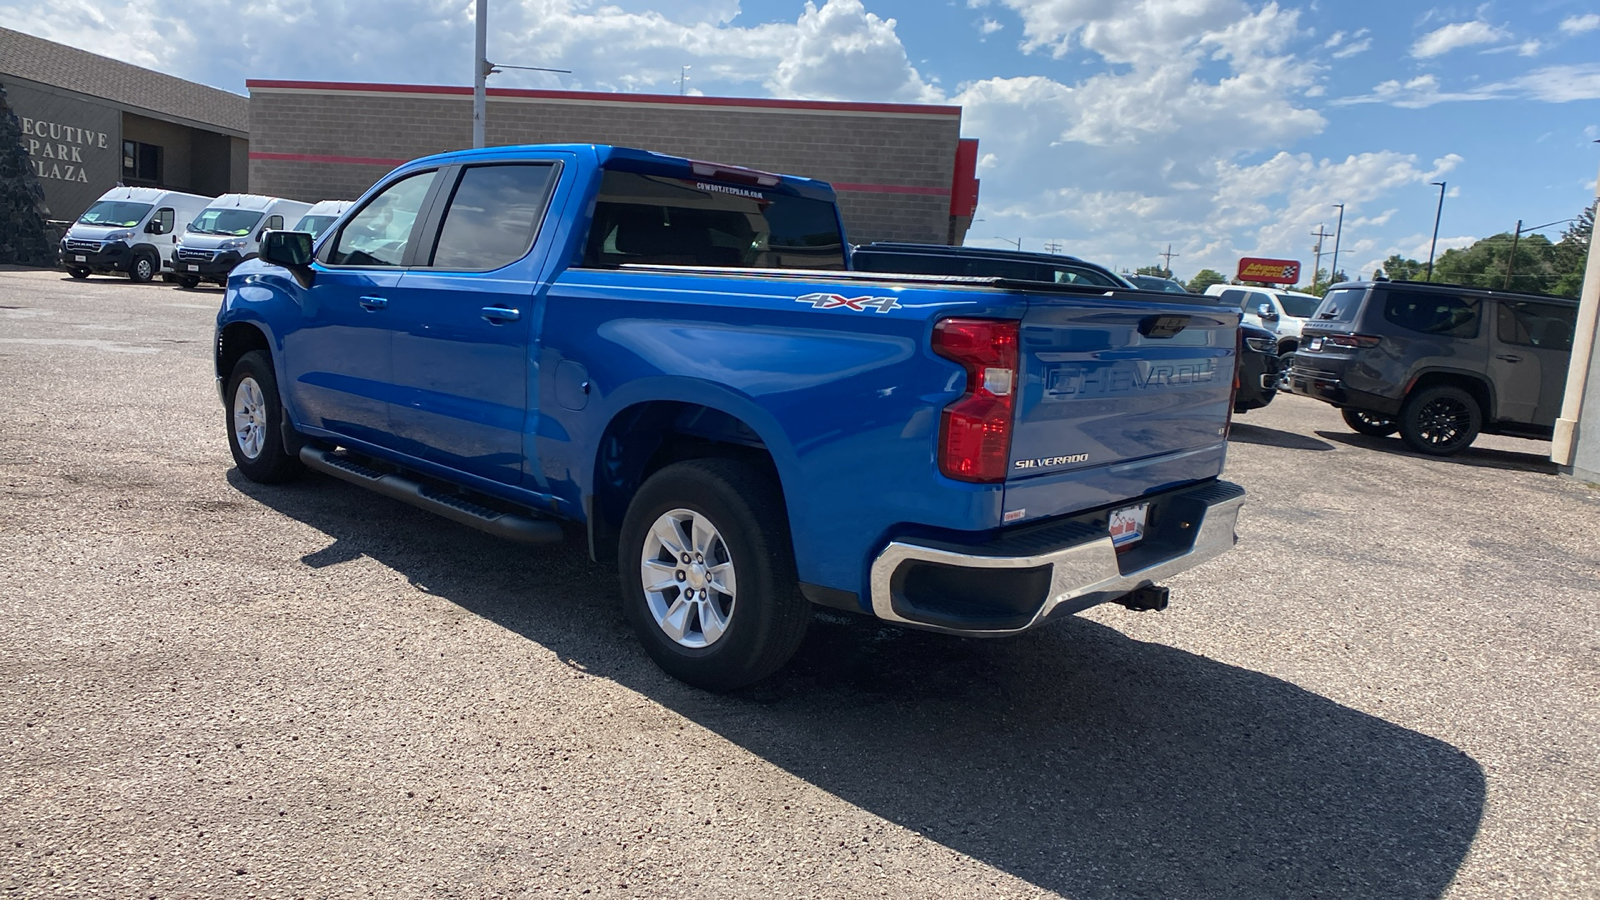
[1005,295,1238,518]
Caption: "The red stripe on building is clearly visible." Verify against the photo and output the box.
[244,79,963,117]
[250,151,408,167]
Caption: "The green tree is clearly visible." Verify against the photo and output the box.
[0,83,55,267]
[1186,268,1226,293]
[1378,255,1427,282]
[1135,264,1172,278]
[1551,203,1593,298]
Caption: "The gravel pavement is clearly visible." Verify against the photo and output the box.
[1,266,1596,899]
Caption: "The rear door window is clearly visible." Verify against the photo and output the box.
[1496,299,1578,352]
[582,170,845,270]
[1381,289,1480,338]
[1218,288,1250,310]
[427,164,559,270]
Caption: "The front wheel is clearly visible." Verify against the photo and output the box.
[618,459,810,691]
[1342,409,1399,437]
[226,350,305,483]
[68,267,90,280]
[177,275,201,289]
[1399,385,1481,456]
[128,252,157,283]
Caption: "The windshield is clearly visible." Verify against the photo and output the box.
[294,215,338,238]
[189,208,265,236]
[1273,292,1322,318]
[78,201,152,228]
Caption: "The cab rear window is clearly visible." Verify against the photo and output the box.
[581,170,845,270]
[1313,287,1366,324]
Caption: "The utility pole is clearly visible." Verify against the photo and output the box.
[473,0,487,148]
[1311,224,1332,285]
[1044,240,1063,254]
[1504,220,1522,290]
[1330,203,1345,283]
[1158,243,1179,276]
[677,65,690,95]
[990,236,1022,251]
[1426,181,1447,282]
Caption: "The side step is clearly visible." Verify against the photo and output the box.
[298,447,564,545]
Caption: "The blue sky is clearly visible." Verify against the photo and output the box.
[7,0,1597,281]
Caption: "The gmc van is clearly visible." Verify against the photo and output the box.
[59,187,214,282]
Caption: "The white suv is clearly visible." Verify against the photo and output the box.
[1205,283,1323,363]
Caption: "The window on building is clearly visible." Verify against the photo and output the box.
[580,169,846,270]
[122,140,162,184]
[1381,289,1480,338]
[428,164,558,269]
[1496,300,1577,352]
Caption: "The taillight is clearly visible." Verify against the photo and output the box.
[1321,333,1381,349]
[932,318,1019,483]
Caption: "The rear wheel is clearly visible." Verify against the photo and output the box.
[618,459,809,691]
[1399,385,1481,456]
[1342,409,1399,437]
[128,252,157,283]
[226,350,305,483]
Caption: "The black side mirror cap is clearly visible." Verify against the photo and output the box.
[261,231,315,286]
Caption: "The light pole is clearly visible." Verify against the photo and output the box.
[1426,181,1447,282]
[1504,215,1579,289]
[471,0,571,149]
[1330,203,1345,284]
[991,236,1022,251]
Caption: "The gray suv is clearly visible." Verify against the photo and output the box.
[1289,281,1578,456]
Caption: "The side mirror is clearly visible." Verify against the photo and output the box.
[145,220,163,235]
[261,230,314,269]
[256,228,268,241]
[1257,302,1279,320]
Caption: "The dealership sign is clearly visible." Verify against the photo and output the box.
[1236,257,1300,285]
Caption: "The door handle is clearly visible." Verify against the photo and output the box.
[358,295,388,311]
[481,306,521,323]
[1495,354,1522,363]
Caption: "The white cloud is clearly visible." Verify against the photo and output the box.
[1331,38,1372,59]
[1517,40,1542,57]
[1411,21,1506,58]
[1559,14,1600,35]
[980,18,1003,34]
[1335,65,1600,107]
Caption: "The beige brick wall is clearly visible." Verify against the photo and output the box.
[249,89,963,244]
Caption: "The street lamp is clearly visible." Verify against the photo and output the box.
[1330,203,1345,284]
[1426,181,1447,282]
[990,236,1022,251]
[472,0,571,148]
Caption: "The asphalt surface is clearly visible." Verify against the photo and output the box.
[1,266,1596,899]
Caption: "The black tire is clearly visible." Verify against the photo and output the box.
[1399,385,1481,456]
[618,459,809,691]
[68,267,90,280]
[225,350,305,483]
[160,273,176,284]
[177,275,201,289]
[128,252,157,283]
[1342,408,1399,437]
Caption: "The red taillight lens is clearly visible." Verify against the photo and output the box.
[1322,333,1382,349]
[933,318,1019,483]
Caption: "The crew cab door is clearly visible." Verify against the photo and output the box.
[386,161,565,485]
[280,168,441,449]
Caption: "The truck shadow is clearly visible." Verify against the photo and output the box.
[229,470,1485,900]
[1228,422,1334,451]
[1315,431,1558,474]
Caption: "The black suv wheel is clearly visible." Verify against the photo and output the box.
[1399,385,1481,456]
[1342,409,1399,437]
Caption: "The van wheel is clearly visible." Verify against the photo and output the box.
[1399,385,1481,456]
[177,275,201,289]
[128,252,157,283]
[160,273,176,284]
[68,267,90,280]
[618,459,809,691]
[1341,409,1399,437]
[226,350,304,484]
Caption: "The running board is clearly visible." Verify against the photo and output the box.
[298,447,564,545]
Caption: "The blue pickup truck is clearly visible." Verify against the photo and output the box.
[216,144,1245,690]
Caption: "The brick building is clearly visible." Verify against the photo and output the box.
[0,26,248,223]
[246,80,979,246]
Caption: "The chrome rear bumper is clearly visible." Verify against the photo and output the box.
[868,480,1245,636]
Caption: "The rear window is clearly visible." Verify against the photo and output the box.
[581,170,845,270]
[1312,287,1367,324]
[1381,289,1480,338]
[1496,299,1577,352]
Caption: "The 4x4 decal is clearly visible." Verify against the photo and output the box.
[796,293,902,314]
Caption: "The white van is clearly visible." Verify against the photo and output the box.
[1205,282,1323,361]
[59,187,214,283]
[171,193,313,288]
[293,200,353,240]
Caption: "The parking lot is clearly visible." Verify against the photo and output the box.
[1,265,1597,899]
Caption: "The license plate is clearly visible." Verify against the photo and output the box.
[186,265,199,271]
[73,255,86,262]
[1109,502,1148,549]
[1308,336,1323,351]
